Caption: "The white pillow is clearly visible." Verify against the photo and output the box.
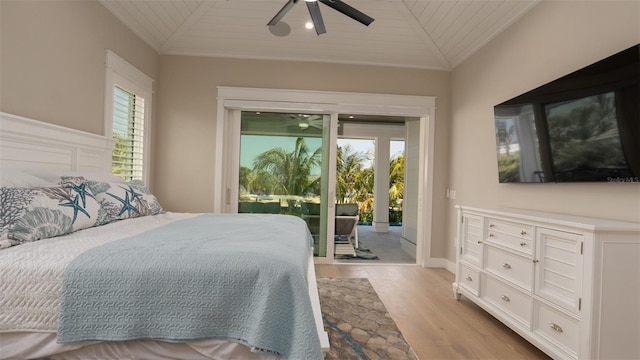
[0,169,55,188]
[86,180,164,223]
[0,178,105,247]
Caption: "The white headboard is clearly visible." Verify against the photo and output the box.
[0,112,114,172]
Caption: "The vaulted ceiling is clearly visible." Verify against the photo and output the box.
[100,0,539,70]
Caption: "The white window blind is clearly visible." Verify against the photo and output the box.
[112,86,145,181]
[104,50,153,185]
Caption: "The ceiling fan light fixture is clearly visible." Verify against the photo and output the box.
[268,0,373,35]
[305,22,314,30]
[268,21,291,37]
[298,122,310,129]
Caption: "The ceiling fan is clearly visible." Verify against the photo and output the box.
[290,114,324,131]
[267,0,374,36]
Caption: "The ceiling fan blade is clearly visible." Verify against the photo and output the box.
[267,0,299,26]
[306,1,327,35]
[318,0,374,26]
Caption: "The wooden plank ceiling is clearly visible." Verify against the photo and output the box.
[100,0,539,70]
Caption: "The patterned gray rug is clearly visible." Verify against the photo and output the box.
[317,278,418,360]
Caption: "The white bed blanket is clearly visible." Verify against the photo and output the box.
[0,332,278,360]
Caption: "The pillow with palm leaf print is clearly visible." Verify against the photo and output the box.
[86,180,163,223]
[0,179,104,248]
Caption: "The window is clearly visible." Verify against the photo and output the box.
[104,50,153,183]
[112,86,145,181]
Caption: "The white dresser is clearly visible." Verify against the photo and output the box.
[452,206,640,360]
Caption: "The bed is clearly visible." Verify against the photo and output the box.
[0,112,329,360]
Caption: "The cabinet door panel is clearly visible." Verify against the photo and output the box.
[535,228,583,315]
[461,214,483,267]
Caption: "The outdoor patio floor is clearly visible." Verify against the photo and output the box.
[335,225,416,264]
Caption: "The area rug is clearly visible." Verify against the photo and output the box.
[317,277,417,360]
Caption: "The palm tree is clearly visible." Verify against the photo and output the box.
[336,144,369,203]
[335,144,376,218]
[239,166,251,195]
[335,144,406,221]
[252,137,322,197]
[389,152,404,209]
[388,151,405,223]
[246,169,279,196]
[357,166,375,215]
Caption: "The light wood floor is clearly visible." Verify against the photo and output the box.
[315,264,551,360]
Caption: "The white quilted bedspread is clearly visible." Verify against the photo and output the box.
[0,212,196,332]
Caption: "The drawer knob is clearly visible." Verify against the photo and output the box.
[520,230,527,235]
[477,240,483,244]
[520,242,527,247]
[465,276,473,282]
[488,232,495,237]
[502,263,511,269]
[501,295,510,302]
[550,323,563,333]
[489,224,495,228]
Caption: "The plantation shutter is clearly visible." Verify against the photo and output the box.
[112,86,145,181]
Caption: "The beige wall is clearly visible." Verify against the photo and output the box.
[0,0,452,260]
[155,55,452,257]
[10,1,637,266]
[0,0,158,135]
[448,1,640,260]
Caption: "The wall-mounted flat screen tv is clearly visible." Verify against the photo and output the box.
[494,44,639,183]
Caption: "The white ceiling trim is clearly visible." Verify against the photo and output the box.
[160,48,445,70]
[159,0,220,54]
[99,0,540,70]
[393,0,451,70]
[448,0,541,68]
[101,1,161,52]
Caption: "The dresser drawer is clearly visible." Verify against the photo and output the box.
[458,263,480,296]
[533,300,579,358]
[486,218,533,256]
[482,274,531,327]
[485,245,533,291]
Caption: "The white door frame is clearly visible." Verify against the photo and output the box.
[215,87,437,266]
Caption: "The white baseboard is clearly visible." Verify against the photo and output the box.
[400,237,416,257]
[423,257,456,273]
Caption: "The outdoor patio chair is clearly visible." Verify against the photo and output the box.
[334,203,359,256]
[302,202,321,235]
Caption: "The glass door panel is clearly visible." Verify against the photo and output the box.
[238,111,329,257]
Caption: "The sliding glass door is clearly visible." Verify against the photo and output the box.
[237,111,331,256]
[217,87,435,265]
